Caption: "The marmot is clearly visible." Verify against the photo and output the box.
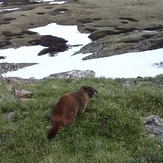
[47,85,97,139]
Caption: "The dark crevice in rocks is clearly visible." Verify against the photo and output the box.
[119,17,138,22]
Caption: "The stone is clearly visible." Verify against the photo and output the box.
[0,62,37,74]
[0,56,6,59]
[28,35,68,47]
[144,115,163,140]
[2,112,15,120]
[28,35,68,56]
[45,70,95,79]
[14,89,33,98]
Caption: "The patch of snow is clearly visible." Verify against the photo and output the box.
[0,8,19,12]
[49,1,66,4]
[0,23,163,79]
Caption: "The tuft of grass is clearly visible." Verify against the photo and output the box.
[0,76,163,163]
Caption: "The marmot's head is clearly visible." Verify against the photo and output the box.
[81,85,98,98]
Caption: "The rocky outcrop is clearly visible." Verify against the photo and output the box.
[45,70,95,79]
[0,56,6,59]
[0,70,95,84]
[28,35,68,56]
[144,115,163,141]
[0,62,37,74]
[74,29,163,60]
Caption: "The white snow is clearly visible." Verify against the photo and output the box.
[0,23,163,79]
[0,8,19,12]
[0,0,66,5]
[42,0,66,4]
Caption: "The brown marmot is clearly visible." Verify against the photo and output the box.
[47,85,98,139]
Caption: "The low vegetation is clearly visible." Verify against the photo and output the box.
[0,76,163,163]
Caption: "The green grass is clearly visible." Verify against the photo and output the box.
[0,76,163,163]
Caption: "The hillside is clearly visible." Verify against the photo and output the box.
[0,76,163,162]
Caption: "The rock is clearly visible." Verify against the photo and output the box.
[144,115,163,140]
[74,30,163,60]
[2,112,15,120]
[148,38,163,50]
[28,35,68,56]
[45,70,95,79]
[14,89,33,98]
[0,56,6,59]
[6,112,14,119]
[152,62,163,68]
[0,62,37,74]
[117,37,144,43]
[88,27,140,41]
[37,46,67,56]
[28,35,68,47]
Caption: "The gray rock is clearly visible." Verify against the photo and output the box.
[0,62,37,74]
[152,62,163,68]
[74,30,163,60]
[45,70,95,79]
[144,115,163,140]
[14,89,33,98]
[2,112,15,120]
[6,112,14,119]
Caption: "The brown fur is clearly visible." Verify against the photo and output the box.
[47,86,97,139]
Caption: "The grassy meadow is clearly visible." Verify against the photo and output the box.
[0,76,163,163]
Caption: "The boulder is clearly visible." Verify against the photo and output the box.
[28,35,68,47]
[0,56,6,59]
[45,70,95,79]
[14,89,33,98]
[144,115,163,141]
[0,62,37,74]
[28,35,68,56]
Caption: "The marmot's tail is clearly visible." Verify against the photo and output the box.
[47,121,61,139]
